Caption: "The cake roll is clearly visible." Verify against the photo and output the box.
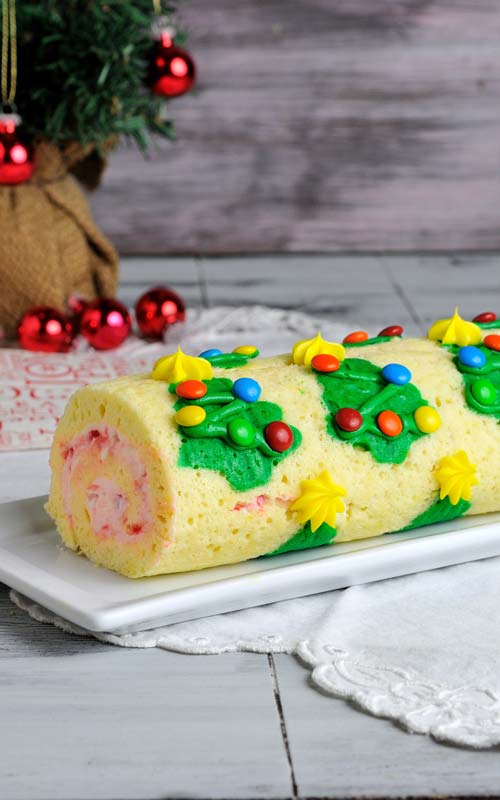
[46,308,500,578]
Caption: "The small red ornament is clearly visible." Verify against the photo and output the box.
[335,408,363,432]
[80,298,131,350]
[0,112,35,185]
[264,421,294,453]
[146,27,196,98]
[311,353,341,373]
[17,306,73,352]
[473,312,497,324]
[378,325,403,338]
[343,330,369,344]
[135,286,186,339]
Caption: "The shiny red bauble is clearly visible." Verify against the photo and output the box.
[80,298,131,350]
[17,306,74,352]
[0,113,35,185]
[135,286,186,339]
[146,35,196,98]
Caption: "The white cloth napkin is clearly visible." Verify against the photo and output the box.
[11,556,500,749]
[9,305,500,749]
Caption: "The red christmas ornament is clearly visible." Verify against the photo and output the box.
[0,112,35,185]
[17,306,74,352]
[135,286,186,339]
[80,298,131,350]
[146,28,196,98]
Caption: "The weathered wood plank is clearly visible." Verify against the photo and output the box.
[89,0,500,254]
[382,253,500,331]
[118,256,203,307]
[201,254,421,333]
[0,648,293,800]
[274,654,500,799]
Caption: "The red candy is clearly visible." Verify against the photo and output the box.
[335,408,363,432]
[264,421,294,452]
[311,353,341,373]
[473,312,497,324]
[175,380,207,400]
[377,410,403,437]
[378,325,403,338]
[343,330,369,344]
[484,334,500,352]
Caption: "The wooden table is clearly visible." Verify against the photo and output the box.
[2,254,500,800]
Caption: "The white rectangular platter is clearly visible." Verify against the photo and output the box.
[1,495,500,634]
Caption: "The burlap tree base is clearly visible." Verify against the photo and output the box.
[0,141,119,338]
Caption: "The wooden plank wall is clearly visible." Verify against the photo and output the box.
[88,0,500,255]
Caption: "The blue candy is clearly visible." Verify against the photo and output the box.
[199,348,223,359]
[232,377,262,403]
[458,345,486,369]
[382,363,412,385]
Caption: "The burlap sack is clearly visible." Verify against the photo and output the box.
[0,140,119,338]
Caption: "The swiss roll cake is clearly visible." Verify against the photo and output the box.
[46,309,500,578]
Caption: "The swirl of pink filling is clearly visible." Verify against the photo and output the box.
[61,425,154,543]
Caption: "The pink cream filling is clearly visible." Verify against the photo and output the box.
[61,425,155,544]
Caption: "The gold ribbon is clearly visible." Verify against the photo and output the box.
[1,0,17,105]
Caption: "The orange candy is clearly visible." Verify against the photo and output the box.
[311,353,341,373]
[175,379,207,399]
[343,330,369,344]
[484,334,500,352]
[377,410,403,437]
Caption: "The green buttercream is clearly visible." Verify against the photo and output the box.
[344,335,400,348]
[264,521,336,556]
[172,377,301,491]
[203,349,259,369]
[452,344,500,421]
[399,496,471,532]
[314,357,429,464]
[475,320,500,329]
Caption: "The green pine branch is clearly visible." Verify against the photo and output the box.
[9,0,185,149]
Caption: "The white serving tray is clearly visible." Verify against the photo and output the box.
[1,495,500,634]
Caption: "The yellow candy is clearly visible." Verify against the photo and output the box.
[232,345,257,356]
[292,332,345,367]
[152,347,213,383]
[427,308,481,347]
[175,405,206,427]
[414,405,441,434]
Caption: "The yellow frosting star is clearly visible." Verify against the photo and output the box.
[427,308,481,347]
[290,470,346,532]
[152,347,213,383]
[435,450,478,506]
[292,332,345,367]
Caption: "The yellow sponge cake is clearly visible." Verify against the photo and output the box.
[46,310,500,577]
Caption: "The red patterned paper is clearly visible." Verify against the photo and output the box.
[0,349,152,451]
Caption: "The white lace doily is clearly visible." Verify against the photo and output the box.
[11,306,500,749]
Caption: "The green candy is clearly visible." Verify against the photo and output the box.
[227,416,256,446]
[471,378,496,406]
